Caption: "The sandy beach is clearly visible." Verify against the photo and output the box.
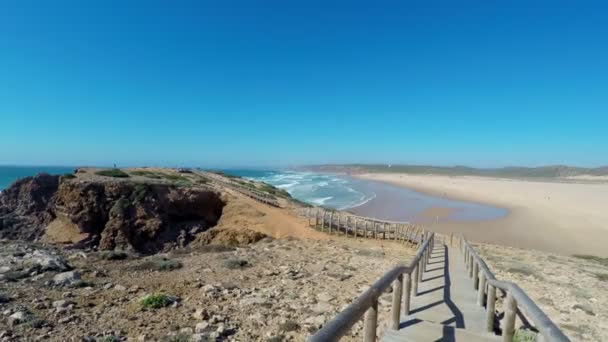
[355,173,608,256]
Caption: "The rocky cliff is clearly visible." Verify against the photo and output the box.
[0,173,225,253]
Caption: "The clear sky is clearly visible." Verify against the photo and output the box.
[1,1,607,168]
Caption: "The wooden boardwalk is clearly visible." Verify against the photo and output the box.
[307,224,570,342]
[382,243,499,341]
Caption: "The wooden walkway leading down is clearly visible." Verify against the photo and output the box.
[382,243,499,341]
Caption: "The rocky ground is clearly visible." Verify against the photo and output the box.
[477,243,608,341]
[0,236,415,341]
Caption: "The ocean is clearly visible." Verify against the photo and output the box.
[224,169,376,210]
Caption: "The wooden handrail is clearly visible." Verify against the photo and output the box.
[308,233,435,342]
[459,235,570,342]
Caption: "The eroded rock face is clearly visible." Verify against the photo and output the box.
[0,175,225,253]
[0,173,60,240]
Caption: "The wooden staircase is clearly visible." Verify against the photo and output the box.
[381,244,499,341]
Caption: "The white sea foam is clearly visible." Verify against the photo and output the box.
[311,197,333,205]
[276,181,299,189]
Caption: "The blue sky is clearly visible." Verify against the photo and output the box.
[1,0,607,168]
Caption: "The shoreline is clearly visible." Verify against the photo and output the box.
[353,173,608,257]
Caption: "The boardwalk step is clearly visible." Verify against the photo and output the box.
[381,320,500,342]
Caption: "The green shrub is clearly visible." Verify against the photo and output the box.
[162,174,190,183]
[196,177,210,184]
[133,184,149,202]
[573,254,608,266]
[513,329,538,342]
[595,273,608,282]
[110,197,130,217]
[279,320,299,332]
[134,256,182,271]
[223,259,249,269]
[140,294,175,309]
[130,170,162,179]
[99,250,129,260]
[60,173,76,181]
[96,169,130,178]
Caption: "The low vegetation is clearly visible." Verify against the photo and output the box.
[133,183,149,202]
[133,256,182,271]
[223,259,250,269]
[129,170,190,183]
[60,173,76,181]
[99,250,129,260]
[573,254,608,266]
[513,329,538,342]
[139,294,175,309]
[279,320,300,332]
[96,169,130,178]
[110,197,130,217]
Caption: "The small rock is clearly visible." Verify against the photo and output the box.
[192,308,209,320]
[114,284,127,291]
[573,303,595,316]
[317,292,335,302]
[52,300,74,309]
[201,284,216,293]
[8,311,27,327]
[53,271,80,286]
[195,321,210,333]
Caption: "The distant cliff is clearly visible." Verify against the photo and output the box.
[302,164,608,178]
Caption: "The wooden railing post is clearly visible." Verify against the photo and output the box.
[412,265,419,295]
[502,292,517,342]
[329,212,333,234]
[363,299,378,342]
[354,218,358,238]
[477,272,486,306]
[473,262,479,289]
[320,211,325,231]
[486,284,496,332]
[418,258,424,283]
[467,254,473,278]
[403,273,411,315]
[391,274,403,330]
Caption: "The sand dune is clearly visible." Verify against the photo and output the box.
[356,173,608,256]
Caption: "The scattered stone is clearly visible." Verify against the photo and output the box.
[53,271,81,286]
[317,292,335,302]
[193,308,209,320]
[195,321,210,333]
[8,311,28,327]
[573,303,595,316]
[114,284,127,291]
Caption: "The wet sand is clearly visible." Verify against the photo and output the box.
[354,173,608,257]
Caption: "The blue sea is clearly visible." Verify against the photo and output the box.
[224,169,376,210]
[0,166,74,191]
